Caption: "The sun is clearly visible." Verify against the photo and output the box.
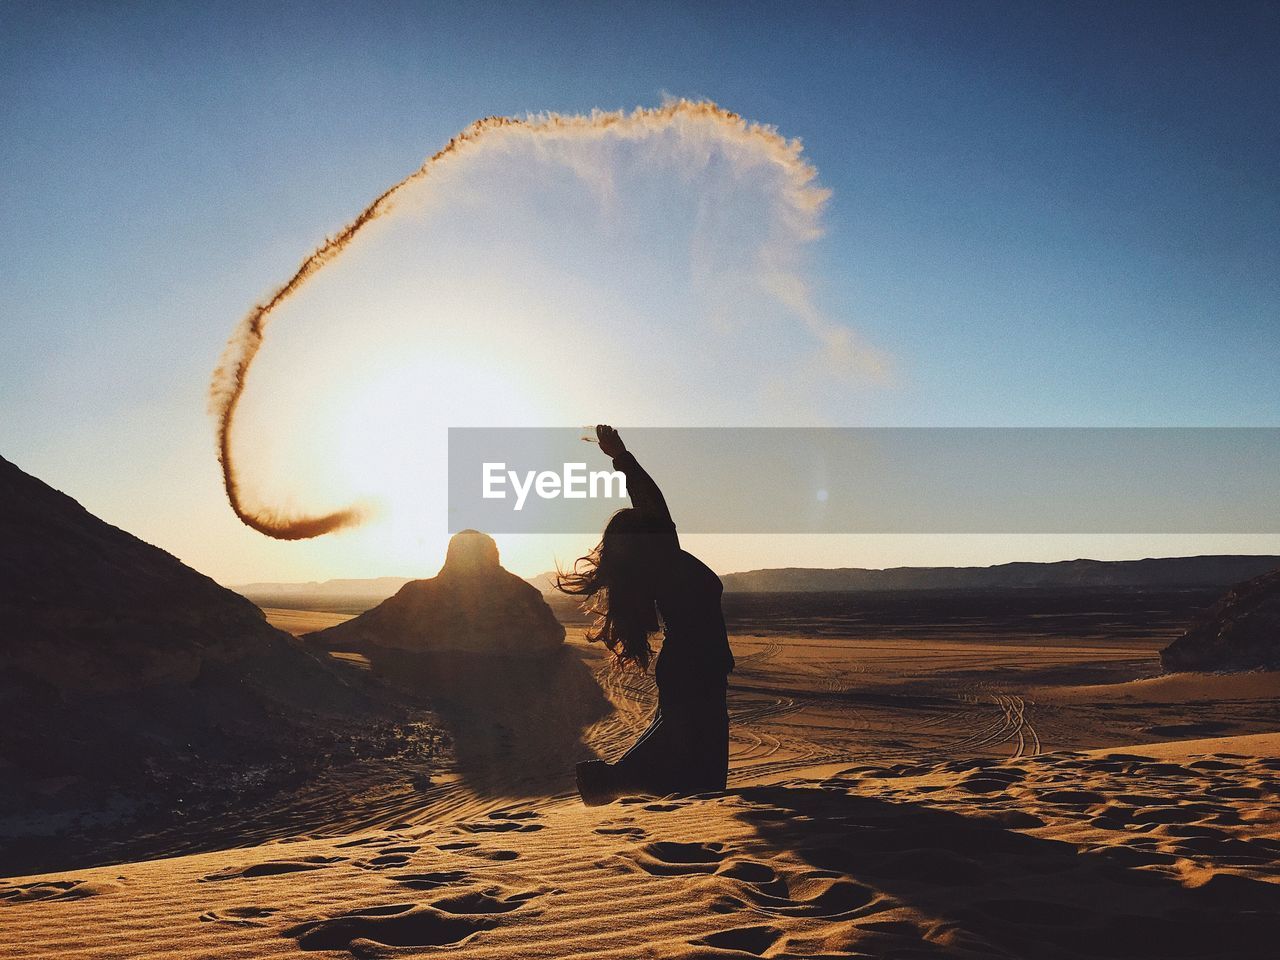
[307,346,551,544]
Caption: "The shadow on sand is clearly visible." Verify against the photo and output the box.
[733,782,1280,959]
[358,646,613,797]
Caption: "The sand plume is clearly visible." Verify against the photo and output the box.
[209,100,832,539]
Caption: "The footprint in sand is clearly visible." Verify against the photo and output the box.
[737,805,793,825]
[594,826,648,839]
[487,809,541,821]
[958,771,1020,794]
[1136,762,1195,778]
[1208,784,1264,800]
[199,856,346,882]
[708,893,747,914]
[353,853,413,870]
[1110,791,1171,805]
[286,904,497,953]
[457,820,545,833]
[1189,758,1243,771]
[431,888,541,914]
[633,841,727,876]
[335,834,408,849]
[1084,803,1136,830]
[0,879,119,902]
[390,869,470,890]
[467,848,521,862]
[614,796,686,811]
[199,906,279,927]
[1132,805,1214,825]
[435,840,520,860]
[717,859,780,886]
[286,886,540,953]
[352,846,421,870]
[689,924,784,956]
[716,859,876,919]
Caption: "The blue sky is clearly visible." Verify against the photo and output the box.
[2,1,1277,581]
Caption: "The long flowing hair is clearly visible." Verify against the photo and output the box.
[556,508,661,669]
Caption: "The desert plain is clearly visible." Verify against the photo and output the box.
[4,583,1279,959]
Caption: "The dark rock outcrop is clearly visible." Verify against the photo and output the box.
[0,454,407,872]
[1161,567,1280,672]
[308,530,564,656]
[0,454,342,697]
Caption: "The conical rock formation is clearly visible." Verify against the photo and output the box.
[309,530,564,657]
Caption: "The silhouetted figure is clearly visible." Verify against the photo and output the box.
[558,425,735,804]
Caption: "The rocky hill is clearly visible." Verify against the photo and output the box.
[1161,567,1280,672]
[0,454,410,872]
[234,576,413,614]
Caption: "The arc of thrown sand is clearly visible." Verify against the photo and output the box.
[209,100,829,540]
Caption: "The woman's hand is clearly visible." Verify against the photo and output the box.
[596,424,627,459]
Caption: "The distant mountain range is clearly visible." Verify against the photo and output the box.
[525,571,560,594]
[237,555,1280,607]
[240,573,560,607]
[234,576,414,598]
[717,556,1280,593]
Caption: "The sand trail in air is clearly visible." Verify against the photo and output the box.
[209,100,861,541]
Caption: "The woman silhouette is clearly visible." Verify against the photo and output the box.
[558,425,735,804]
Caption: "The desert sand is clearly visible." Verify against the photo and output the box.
[4,603,1279,959]
[262,608,356,637]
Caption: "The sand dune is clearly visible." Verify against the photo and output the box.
[4,616,1279,958]
[2,732,1277,958]
[1033,670,1280,705]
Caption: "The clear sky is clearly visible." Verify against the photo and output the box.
[2,1,1278,584]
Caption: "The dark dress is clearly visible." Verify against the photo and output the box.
[583,451,735,800]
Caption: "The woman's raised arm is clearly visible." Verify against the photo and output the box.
[595,425,676,531]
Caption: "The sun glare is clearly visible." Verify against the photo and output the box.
[313,347,551,544]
